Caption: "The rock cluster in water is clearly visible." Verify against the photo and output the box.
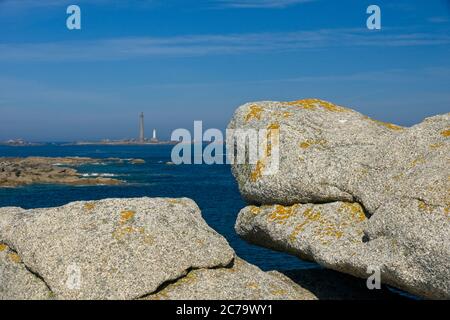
[229,98,449,299]
[0,157,145,187]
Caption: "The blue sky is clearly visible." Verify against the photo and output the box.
[0,0,449,141]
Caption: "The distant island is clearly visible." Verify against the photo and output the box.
[0,139,43,146]
[64,139,178,146]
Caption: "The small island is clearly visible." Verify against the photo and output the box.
[0,157,145,187]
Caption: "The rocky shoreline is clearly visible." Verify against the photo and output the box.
[0,98,448,300]
[0,157,145,188]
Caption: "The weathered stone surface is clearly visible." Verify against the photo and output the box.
[0,197,235,299]
[0,242,51,300]
[228,99,402,205]
[146,257,316,300]
[230,99,450,299]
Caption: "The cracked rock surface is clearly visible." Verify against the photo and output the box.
[0,197,320,300]
[145,257,317,300]
[0,197,235,299]
[230,99,450,299]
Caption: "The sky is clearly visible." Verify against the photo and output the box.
[0,0,449,141]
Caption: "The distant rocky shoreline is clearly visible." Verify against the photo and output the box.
[0,157,145,188]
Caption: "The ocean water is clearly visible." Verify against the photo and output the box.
[0,144,316,271]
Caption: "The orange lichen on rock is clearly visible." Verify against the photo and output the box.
[285,99,347,112]
[299,139,327,149]
[441,129,450,137]
[418,201,433,214]
[338,203,366,222]
[268,205,298,224]
[245,105,263,123]
[289,208,322,242]
[8,252,21,263]
[250,160,265,182]
[120,210,135,224]
[249,206,261,216]
[84,203,95,211]
[369,118,404,131]
[0,244,7,252]
[246,282,260,289]
[289,205,361,244]
[270,289,287,296]
[265,123,280,157]
[113,225,135,240]
[430,142,444,149]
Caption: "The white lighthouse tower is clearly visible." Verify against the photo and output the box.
[151,129,158,143]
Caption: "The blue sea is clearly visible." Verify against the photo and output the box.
[0,144,316,272]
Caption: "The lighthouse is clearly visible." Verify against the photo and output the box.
[151,128,158,143]
[139,112,145,143]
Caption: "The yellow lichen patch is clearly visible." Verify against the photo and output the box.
[300,141,311,149]
[441,129,450,137]
[289,207,321,241]
[338,203,366,222]
[250,160,265,182]
[285,99,347,113]
[119,210,135,224]
[321,226,343,239]
[249,206,261,216]
[408,156,426,169]
[112,225,135,240]
[418,201,433,214]
[268,205,298,224]
[299,139,327,149]
[430,142,444,149]
[0,244,7,252]
[370,119,404,131]
[245,105,263,123]
[8,252,21,263]
[289,206,354,244]
[270,289,287,296]
[84,203,95,211]
[246,282,259,290]
[265,123,280,157]
[167,199,183,205]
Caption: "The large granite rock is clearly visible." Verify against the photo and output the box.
[0,197,317,300]
[0,198,234,299]
[145,257,317,300]
[230,99,450,299]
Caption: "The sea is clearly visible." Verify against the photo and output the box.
[0,144,317,272]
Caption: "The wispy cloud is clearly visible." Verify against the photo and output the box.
[0,28,449,62]
[428,16,449,24]
[213,0,314,9]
